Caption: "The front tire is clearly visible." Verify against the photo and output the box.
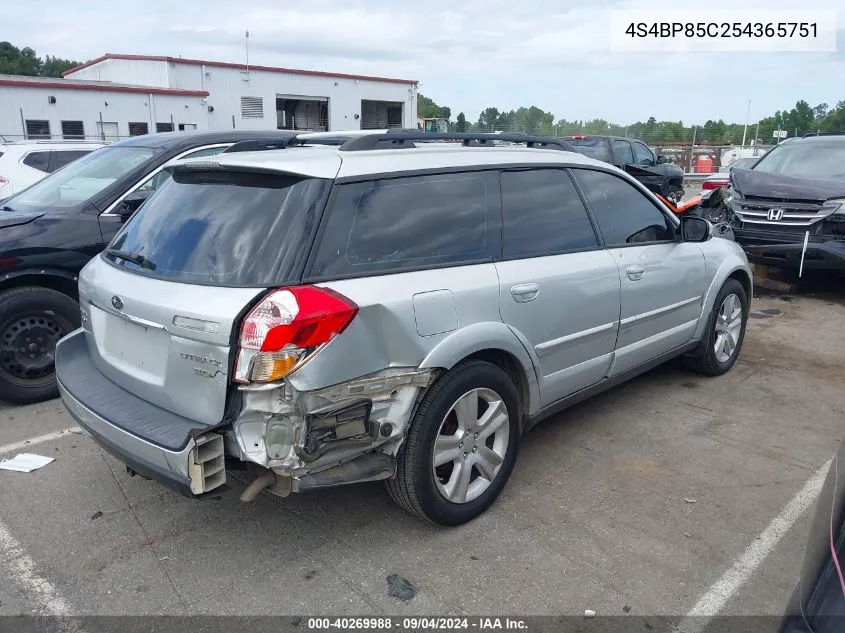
[0,287,79,405]
[685,279,748,376]
[386,361,520,525]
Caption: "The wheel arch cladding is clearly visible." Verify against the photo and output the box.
[693,262,752,341]
[0,270,79,302]
[417,321,539,417]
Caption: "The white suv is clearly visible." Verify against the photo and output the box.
[0,141,105,201]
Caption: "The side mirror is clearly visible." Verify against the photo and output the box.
[657,155,669,164]
[680,216,712,242]
[117,190,152,220]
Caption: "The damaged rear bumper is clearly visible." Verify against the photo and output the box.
[229,368,437,496]
[56,329,438,499]
[56,330,226,497]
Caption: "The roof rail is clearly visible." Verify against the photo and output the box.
[338,131,574,152]
[802,131,845,137]
[223,137,299,153]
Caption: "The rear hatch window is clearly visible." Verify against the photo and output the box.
[105,169,331,286]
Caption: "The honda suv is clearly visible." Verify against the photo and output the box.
[722,133,845,271]
[55,131,752,525]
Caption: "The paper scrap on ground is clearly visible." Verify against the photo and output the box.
[0,453,55,473]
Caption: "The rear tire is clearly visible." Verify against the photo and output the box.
[0,287,79,405]
[684,279,748,376]
[386,361,520,525]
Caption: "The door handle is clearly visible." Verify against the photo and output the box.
[510,283,540,303]
[626,265,645,281]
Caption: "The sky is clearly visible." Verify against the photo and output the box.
[2,0,843,126]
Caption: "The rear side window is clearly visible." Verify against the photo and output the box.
[573,169,675,246]
[106,171,331,286]
[22,151,50,173]
[612,140,634,164]
[501,169,597,258]
[48,150,91,173]
[567,138,610,162]
[307,172,494,279]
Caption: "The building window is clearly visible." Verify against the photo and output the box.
[178,123,197,131]
[156,122,173,133]
[25,120,51,139]
[61,121,85,140]
[240,96,264,119]
[128,122,149,137]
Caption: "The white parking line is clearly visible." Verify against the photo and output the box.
[676,458,832,633]
[0,427,81,456]
[0,517,72,615]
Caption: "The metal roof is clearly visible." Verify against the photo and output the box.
[63,53,418,86]
[0,73,208,97]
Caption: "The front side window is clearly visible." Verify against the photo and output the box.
[573,169,674,246]
[308,172,492,279]
[633,142,655,166]
[501,169,597,258]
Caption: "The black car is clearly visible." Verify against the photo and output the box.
[780,438,845,633]
[0,130,298,405]
[723,134,845,272]
[564,135,685,202]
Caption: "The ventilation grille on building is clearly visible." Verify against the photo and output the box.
[128,122,149,136]
[156,122,174,133]
[61,120,84,140]
[241,96,264,119]
[25,120,51,139]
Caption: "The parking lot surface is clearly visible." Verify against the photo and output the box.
[1,290,843,618]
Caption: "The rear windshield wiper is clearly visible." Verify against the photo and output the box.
[1,205,15,212]
[106,248,156,270]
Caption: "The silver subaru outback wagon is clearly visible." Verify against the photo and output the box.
[55,131,752,525]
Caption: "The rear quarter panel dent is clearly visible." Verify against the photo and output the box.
[418,321,541,415]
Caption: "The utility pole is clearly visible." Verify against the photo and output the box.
[741,99,750,148]
[689,126,696,174]
[753,121,760,154]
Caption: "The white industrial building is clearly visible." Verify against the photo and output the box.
[0,53,418,141]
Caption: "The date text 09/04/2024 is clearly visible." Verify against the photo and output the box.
[307,617,529,630]
[624,22,818,39]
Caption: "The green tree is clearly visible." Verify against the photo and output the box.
[440,106,451,121]
[41,55,79,77]
[455,112,467,132]
[417,93,442,119]
[0,42,41,75]
[477,107,501,131]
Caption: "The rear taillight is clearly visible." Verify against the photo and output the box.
[234,286,358,384]
[702,180,727,191]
